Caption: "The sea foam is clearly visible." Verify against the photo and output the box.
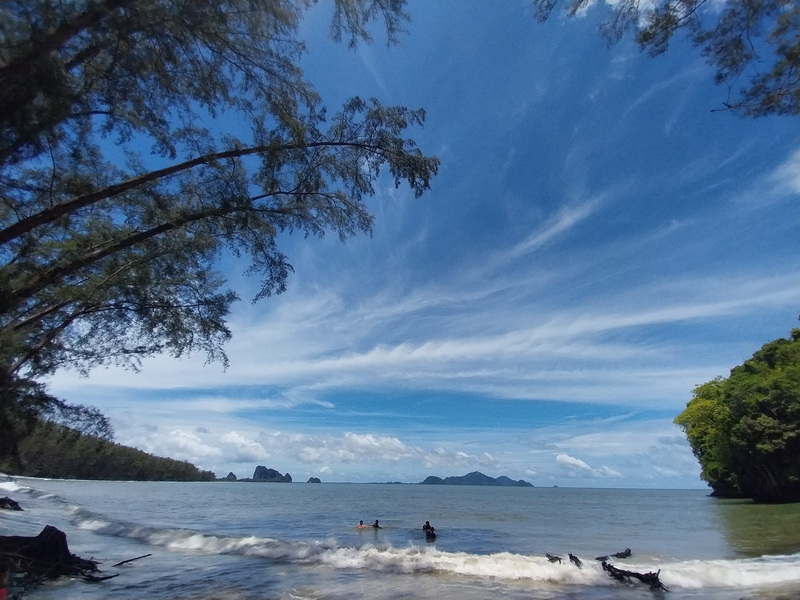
[71,509,800,592]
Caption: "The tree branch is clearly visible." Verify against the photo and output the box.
[6,199,303,312]
[0,0,134,87]
[0,139,386,247]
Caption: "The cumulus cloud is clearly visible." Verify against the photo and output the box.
[556,453,593,471]
[135,428,223,463]
[241,429,504,477]
[219,431,270,462]
[555,453,621,479]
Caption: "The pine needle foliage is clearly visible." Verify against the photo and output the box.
[0,0,438,460]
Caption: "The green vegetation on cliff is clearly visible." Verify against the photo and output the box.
[1,419,215,481]
[675,329,800,503]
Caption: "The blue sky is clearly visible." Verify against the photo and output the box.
[46,1,799,488]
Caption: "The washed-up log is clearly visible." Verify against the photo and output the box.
[0,525,100,582]
[601,560,669,591]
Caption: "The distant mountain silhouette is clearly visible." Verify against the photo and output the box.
[420,471,533,487]
[251,466,292,482]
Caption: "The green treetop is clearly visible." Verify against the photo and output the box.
[675,328,800,502]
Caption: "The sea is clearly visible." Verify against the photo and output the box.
[1,476,799,600]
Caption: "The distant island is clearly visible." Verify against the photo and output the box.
[233,466,293,482]
[220,469,330,483]
[420,471,533,487]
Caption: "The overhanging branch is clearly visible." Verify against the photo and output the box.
[0,139,386,247]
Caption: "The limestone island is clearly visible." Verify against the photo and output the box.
[420,471,533,487]
[235,466,293,482]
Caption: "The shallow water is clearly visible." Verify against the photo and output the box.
[1,477,799,599]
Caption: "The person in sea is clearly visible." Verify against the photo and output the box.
[372,520,381,528]
[423,521,431,532]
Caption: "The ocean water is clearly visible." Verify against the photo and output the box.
[1,476,799,599]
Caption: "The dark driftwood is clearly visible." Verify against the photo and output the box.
[601,560,669,591]
[112,553,152,567]
[0,496,23,511]
[0,525,100,583]
[595,547,632,561]
[545,553,562,563]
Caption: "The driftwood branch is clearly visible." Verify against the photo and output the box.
[0,497,23,511]
[547,549,668,592]
[601,560,670,591]
[0,525,100,582]
[568,553,583,568]
[82,573,120,582]
[546,552,562,563]
[1,523,153,597]
[112,553,152,567]
[595,547,631,561]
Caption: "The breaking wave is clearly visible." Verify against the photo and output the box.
[4,476,800,594]
[64,504,800,591]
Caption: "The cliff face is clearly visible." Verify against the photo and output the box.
[421,471,533,487]
[252,466,292,482]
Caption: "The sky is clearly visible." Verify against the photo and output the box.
[46,1,800,488]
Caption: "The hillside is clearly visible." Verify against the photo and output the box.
[2,420,215,481]
[420,471,533,487]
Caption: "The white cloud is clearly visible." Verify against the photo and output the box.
[732,145,800,206]
[219,431,270,462]
[132,428,223,464]
[769,146,800,194]
[556,453,593,471]
[499,196,604,263]
[555,453,622,479]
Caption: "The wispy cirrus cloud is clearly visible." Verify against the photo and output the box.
[769,146,800,195]
[47,269,798,412]
[732,145,800,206]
